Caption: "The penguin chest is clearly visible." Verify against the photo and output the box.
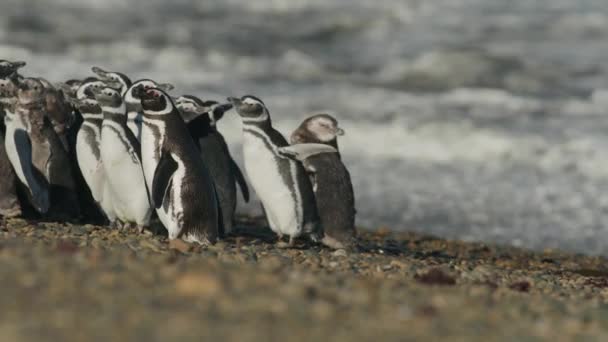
[101,122,139,170]
[127,112,142,142]
[140,119,164,191]
[157,155,188,239]
[100,122,150,224]
[242,133,301,236]
[76,123,104,202]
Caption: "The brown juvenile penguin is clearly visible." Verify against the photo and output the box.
[8,78,80,219]
[282,113,356,249]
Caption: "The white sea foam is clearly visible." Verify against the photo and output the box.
[3,0,608,254]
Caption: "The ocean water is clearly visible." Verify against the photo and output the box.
[2,0,608,254]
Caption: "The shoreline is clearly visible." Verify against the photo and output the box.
[2,218,608,340]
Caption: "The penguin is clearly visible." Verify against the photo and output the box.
[0,63,25,217]
[123,79,174,141]
[0,60,25,79]
[174,95,249,235]
[91,66,132,96]
[0,75,23,217]
[281,114,356,249]
[6,78,80,219]
[140,87,220,244]
[95,86,152,231]
[59,78,112,224]
[72,97,117,224]
[228,95,325,246]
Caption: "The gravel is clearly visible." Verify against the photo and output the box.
[3,217,608,341]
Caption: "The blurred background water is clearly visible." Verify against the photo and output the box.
[2,0,608,254]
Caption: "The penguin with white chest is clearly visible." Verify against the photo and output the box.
[175,95,249,235]
[72,96,117,224]
[62,78,119,224]
[95,86,152,230]
[282,114,356,249]
[0,74,24,217]
[0,60,26,217]
[228,95,327,246]
[123,79,174,141]
[140,87,220,244]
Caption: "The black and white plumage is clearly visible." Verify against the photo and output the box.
[73,97,116,223]
[123,79,174,141]
[228,95,322,245]
[0,60,25,79]
[175,95,249,235]
[6,78,80,219]
[284,114,356,249]
[0,74,22,217]
[91,66,132,97]
[140,88,220,244]
[95,86,152,230]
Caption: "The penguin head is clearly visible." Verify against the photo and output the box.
[140,88,175,116]
[76,79,107,100]
[175,95,233,126]
[91,66,132,95]
[0,76,19,97]
[227,95,268,122]
[0,60,26,78]
[17,78,45,105]
[303,113,344,142]
[56,79,83,99]
[73,98,101,114]
[93,87,123,108]
[0,76,19,106]
[126,79,174,105]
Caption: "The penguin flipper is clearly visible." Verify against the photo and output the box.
[230,157,250,202]
[277,143,338,161]
[13,129,50,213]
[151,152,178,209]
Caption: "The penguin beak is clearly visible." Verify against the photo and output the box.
[335,127,345,136]
[91,66,109,78]
[12,61,26,69]
[158,83,174,92]
[104,80,122,90]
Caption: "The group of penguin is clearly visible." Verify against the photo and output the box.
[0,59,356,249]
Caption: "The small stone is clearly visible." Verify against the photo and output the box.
[332,249,348,258]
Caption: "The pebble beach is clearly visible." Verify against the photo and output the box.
[3,217,608,341]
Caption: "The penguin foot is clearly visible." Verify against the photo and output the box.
[277,236,296,249]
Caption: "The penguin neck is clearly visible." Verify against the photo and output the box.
[81,111,103,122]
[242,114,272,131]
[125,100,141,114]
[102,103,127,123]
